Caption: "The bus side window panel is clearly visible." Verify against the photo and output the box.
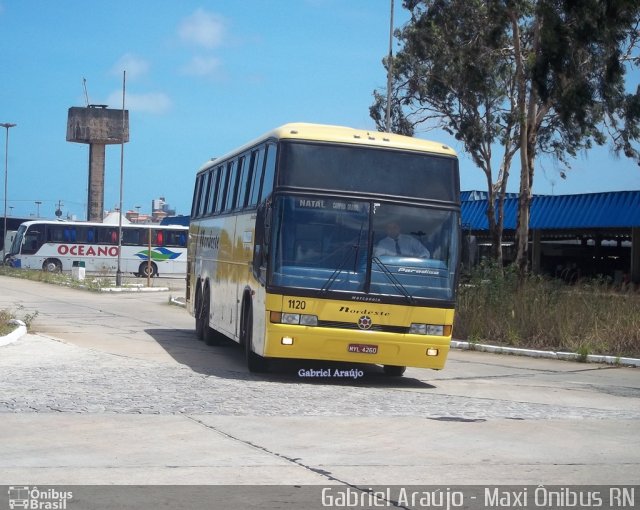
[224,160,239,212]
[206,168,220,215]
[191,174,203,218]
[61,226,76,243]
[238,152,253,209]
[98,227,118,245]
[215,165,229,213]
[48,225,64,243]
[167,229,188,248]
[123,228,141,246]
[23,228,42,255]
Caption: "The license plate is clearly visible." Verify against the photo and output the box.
[348,343,378,354]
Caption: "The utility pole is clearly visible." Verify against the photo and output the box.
[1,122,17,256]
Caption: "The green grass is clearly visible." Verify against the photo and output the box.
[455,262,640,358]
[0,265,137,290]
[0,309,13,336]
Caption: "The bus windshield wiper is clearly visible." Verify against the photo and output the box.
[320,244,358,294]
[320,221,368,293]
[371,256,415,304]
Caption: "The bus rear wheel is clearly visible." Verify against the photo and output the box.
[138,262,157,278]
[201,288,222,346]
[43,258,62,273]
[383,365,406,377]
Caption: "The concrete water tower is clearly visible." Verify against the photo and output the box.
[66,105,129,222]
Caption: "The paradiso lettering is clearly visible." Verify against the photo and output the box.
[57,244,119,257]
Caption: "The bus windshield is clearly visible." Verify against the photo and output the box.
[270,195,459,302]
[9,224,27,256]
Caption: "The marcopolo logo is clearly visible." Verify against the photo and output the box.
[8,486,73,509]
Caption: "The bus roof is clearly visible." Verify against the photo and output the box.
[16,220,187,230]
[197,123,457,173]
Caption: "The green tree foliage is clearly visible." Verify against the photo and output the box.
[372,0,640,272]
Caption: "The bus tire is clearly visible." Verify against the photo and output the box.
[242,301,268,373]
[43,258,62,273]
[195,283,205,341]
[138,262,157,278]
[383,365,406,377]
[201,287,221,346]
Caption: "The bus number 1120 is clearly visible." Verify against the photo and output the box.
[288,299,306,310]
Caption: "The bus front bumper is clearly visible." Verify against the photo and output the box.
[264,323,451,370]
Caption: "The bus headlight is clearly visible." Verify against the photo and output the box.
[299,314,318,326]
[281,313,301,324]
[409,324,447,335]
[270,312,318,326]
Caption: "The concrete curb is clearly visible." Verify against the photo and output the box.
[451,340,640,367]
[0,319,27,347]
[169,297,186,308]
[99,286,169,293]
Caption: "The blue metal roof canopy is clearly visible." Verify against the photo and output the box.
[461,190,640,230]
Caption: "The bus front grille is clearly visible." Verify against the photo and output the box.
[317,321,407,334]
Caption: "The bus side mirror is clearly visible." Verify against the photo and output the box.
[264,208,272,257]
[252,202,270,284]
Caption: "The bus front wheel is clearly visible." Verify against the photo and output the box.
[383,365,406,377]
[242,302,268,373]
[138,262,158,278]
[43,258,62,273]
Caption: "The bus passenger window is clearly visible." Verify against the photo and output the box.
[235,156,248,209]
[48,226,64,243]
[100,228,119,244]
[241,152,256,209]
[23,229,42,255]
[199,172,212,217]
[191,174,203,218]
[156,230,164,246]
[123,228,141,246]
[215,165,229,213]
[224,160,238,211]
[206,168,219,214]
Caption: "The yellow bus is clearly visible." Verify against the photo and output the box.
[187,123,461,375]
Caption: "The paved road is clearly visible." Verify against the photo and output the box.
[1,275,639,487]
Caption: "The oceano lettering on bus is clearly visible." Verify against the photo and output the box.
[57,245,119,257]
[338,306,389,316]
[298,199,325,208]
